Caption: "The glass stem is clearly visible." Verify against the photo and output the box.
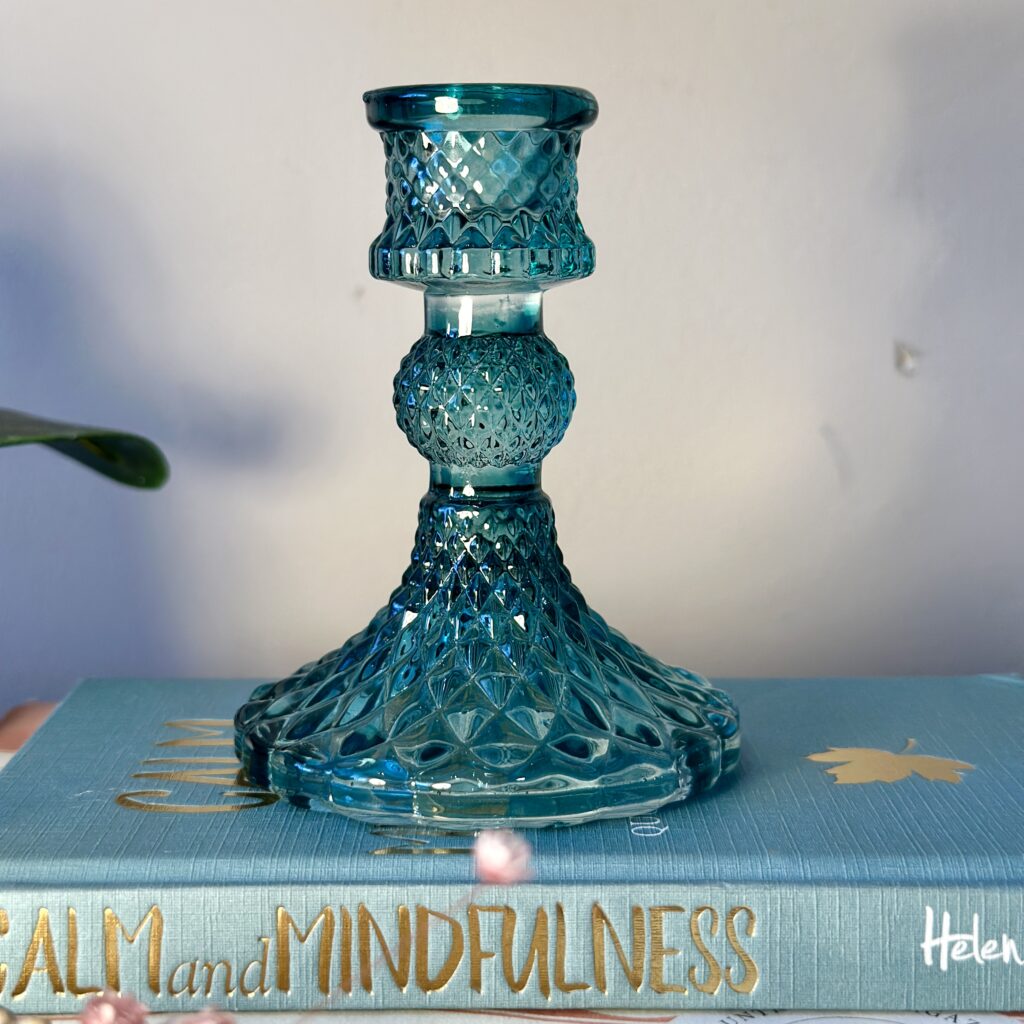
[424,290,546,493]
[424,290,543,337]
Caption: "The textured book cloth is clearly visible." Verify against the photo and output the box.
[1,676,1023,1015]
[60,1013,1024,1024]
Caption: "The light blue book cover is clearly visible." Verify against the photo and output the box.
[1,676,1023,1013]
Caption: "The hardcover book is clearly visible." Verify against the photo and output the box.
[1,676,1023,1015]
[98,1013,1024,1024]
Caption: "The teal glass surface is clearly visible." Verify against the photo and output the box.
[234,84,740,827]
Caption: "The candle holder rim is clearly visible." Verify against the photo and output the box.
[363,82,598,133]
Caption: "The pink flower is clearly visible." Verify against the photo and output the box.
[474,829,534,884]
[79,992,148,1024]
[180,1012,235,1024]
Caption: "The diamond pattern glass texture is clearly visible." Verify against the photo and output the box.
[234,84,740,827]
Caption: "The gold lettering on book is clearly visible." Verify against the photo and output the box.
[12,909,64,998]
[554,903,589,992]
[0,899,761,1000]
[157,720,237,748]
[358,905,411,992]
[591,902,645,993]
[201,959,234,997]
[689,905,723,995]
[275,907,334,995]
[131,765,245,787]
[725,906,758,994]
[104,907,163,995]
[66,909,102,996]
[368,825,474,857]
[500,905,550,998]
[167,960,199,997]
[649,905,688,995]
[0,907,8,991]
[467,904,501,992]
[116,720,277,814]
[414,905,463,992]
[115,787,277,814]
[238,937,271,996]
[164,957,240,997]
[338,907,353,994]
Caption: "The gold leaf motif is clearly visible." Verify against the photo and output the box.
[806,739,974,785]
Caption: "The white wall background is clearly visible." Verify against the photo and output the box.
[1,1,1022,707]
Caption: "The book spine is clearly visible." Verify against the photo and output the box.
[1,882,1022,1014]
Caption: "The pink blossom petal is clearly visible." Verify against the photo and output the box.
[474,829,534,884]
[181,1011,235,1024]
[79,992,149,1024]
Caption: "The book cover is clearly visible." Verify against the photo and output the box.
[83,1012,1024,1024]
[1,676,1023,1014]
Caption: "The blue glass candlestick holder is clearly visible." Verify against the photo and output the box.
[234,83,740,827]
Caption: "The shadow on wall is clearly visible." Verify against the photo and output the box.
[884,9,1024,673]
[0,155,292,707]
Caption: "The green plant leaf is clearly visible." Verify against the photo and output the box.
[0,408,169,489]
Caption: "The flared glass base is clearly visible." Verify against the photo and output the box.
[235,485,740,829]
